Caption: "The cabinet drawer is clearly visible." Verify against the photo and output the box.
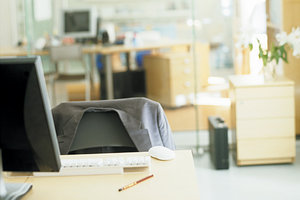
[169,65,193,79]
[236,98,294,119]
[236,118,295,139]
[171,79,194,94]
[235,86,294,100]
[237,137,296,160]
[169,56,192,67]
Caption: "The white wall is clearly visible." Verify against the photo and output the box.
[0,0,18,47]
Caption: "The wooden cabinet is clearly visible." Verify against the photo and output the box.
[229,75,296,166]
[144,53,194,107]
[144,43,210,107]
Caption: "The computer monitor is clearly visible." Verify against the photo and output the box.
[61,8,97,39]
[0,56,61,198]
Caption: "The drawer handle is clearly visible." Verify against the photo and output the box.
[184,81,191,87]
[184,68,191,74]
[184,58,190,64]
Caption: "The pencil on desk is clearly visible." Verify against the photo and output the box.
[118,174,154,192]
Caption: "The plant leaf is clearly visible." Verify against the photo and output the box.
[279,45,288,63]
[248,43,253,51]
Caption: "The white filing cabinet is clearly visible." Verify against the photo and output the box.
[229,75,296,166]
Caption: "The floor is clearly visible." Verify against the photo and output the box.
[189,140,300,200]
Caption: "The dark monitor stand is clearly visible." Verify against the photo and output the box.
[0,57,61,199]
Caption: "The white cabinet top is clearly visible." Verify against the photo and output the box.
[229,75,294,88]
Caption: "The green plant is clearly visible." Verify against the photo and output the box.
[249,27,300,67]
[254,40,288,67]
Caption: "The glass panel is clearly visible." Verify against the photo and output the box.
[12,0,235,151]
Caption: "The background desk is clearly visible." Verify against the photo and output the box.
[0,42,191,100]
[0,47,48,57]
[6,150,200,200]
[83,42,191,99]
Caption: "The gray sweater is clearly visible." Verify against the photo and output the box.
[52,97,175,154]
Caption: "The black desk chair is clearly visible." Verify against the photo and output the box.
[68,111,138,154]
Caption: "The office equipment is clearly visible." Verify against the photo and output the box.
[49,44,92,105]
[229,75,296,165]
[33,155,151,176]
[5,150,201,200]
[118,174,154,192]
[208,116,229,169]
[0,56,61,199]
[148,146,175,161]
[70,111,138,154]
[61,8,97,39]
[101,22,116,44]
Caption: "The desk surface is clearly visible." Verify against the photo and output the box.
[82,41,191,55]
[6,150,200,200]
[0,42,191,57]
[0,47,48,57]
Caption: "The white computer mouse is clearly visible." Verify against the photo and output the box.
[148,146,175,161]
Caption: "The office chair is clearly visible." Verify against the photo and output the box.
[49,44,92,105]
[69,111,138,154]
[52,98,175,155]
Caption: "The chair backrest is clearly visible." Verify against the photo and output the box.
[69,111,138,154]
[49,44,82,62]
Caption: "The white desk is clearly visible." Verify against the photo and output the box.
[5,150,200,200]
